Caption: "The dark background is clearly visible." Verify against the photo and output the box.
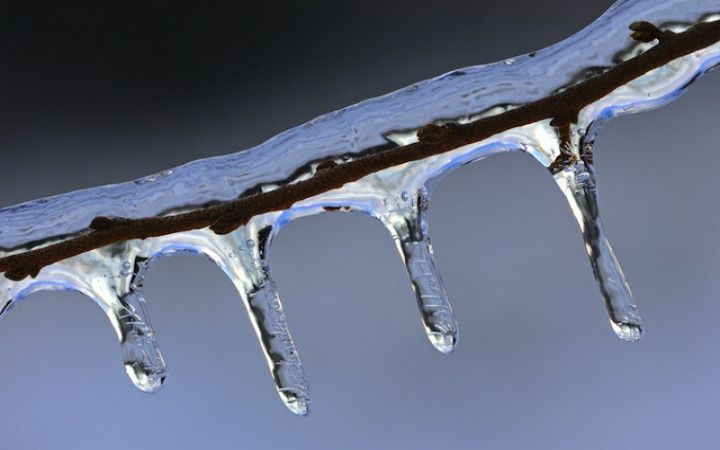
[1,1,719,449]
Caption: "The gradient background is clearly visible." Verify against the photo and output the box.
[1,1,719,449]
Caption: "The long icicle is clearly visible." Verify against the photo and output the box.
[383,189,459,353]
[215,226,309,415]
[554,159,642,341]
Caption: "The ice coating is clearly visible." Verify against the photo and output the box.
[1,0,717,250]
[0,0,719,415]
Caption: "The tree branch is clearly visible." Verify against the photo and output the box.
[2,19,719,281]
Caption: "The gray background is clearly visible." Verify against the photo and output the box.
[1,1,719,449]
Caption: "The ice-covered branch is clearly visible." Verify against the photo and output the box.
[2,18,719,280]
[0,0,718,416]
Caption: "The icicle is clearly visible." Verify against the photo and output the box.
[214,226,309,416]
[383,189,459,353]
[0,254,167,392]
[116,258,167,392]
[88,256,167,392]
[554,160,642,341]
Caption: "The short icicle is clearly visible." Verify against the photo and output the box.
[216,225,309,416]
[93,256,168,393]
[554,158,642,341]
[383,189,459,353]
[0,250,168,393]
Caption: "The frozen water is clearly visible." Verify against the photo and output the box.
[0,0,718,415]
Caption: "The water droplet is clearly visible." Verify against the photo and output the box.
[611,322,642,342]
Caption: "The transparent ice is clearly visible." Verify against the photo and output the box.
[0,0,718,415]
